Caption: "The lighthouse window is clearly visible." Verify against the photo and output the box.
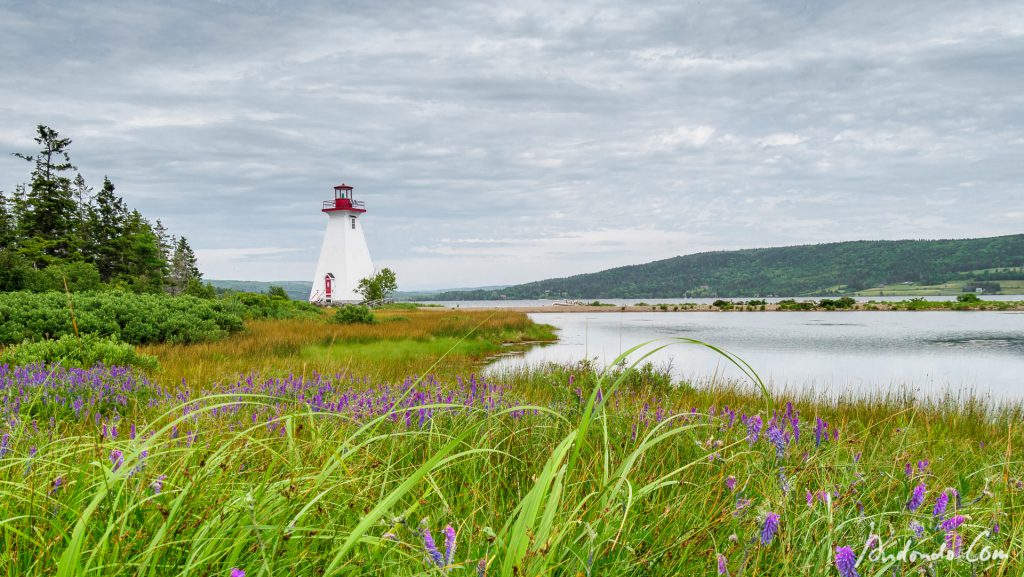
[350,217,356,229]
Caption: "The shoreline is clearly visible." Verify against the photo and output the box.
[436,303,1024,313]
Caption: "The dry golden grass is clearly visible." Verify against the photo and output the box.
[140,308,555,386]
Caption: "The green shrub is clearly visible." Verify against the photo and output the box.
[222,292,322,320]
[0,333,159,371]
[957,293,982,303]
[331,305,375,324]
[0,291,245,345]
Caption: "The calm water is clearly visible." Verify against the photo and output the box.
[488,311,1024,400]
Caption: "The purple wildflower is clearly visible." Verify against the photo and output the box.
[716,553,728,575]
[422,528,444,567]
[443,524,456,567]
[477,557,487,577]
[933,491,949,517]
[945,531,962,557]
[814,417,827,447]
[725,475,737,491]
[766,420,787,457]
[992,521,1000,535]
[747,415,762,446]
[940,515,965,532]
[109,449,123,472]
[834,546,859,577]
[909,520,924,538]
[760,512,780,545]
[904,462,912,478]
[50,476,64,494]
[230,569,245,577]
[151,474,166,494]
[907,482,926,512]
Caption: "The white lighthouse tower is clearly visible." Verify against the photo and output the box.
[309,183,374,304]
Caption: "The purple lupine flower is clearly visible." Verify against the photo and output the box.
[907,482,926,512]
[834,546,859,577]
[940,515,965,532]
[814,417,827,447]
[716,553,728,575]
[945,531,962,557]
[443,524,456,567]
[909,520,924,538]
[933,491,949,517]
[865,534,880,550]
[230,569,245,577]
[109,449,123,472]
[725,475,736,491]
[0,432,9,458]
[422,528,444,567]
[50,476,64,494]
[766,420,787,457]
[746,415,762,446]
[760,512,780,545]
[151,474,166,494]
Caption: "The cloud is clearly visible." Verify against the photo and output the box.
[0,0,1021,289]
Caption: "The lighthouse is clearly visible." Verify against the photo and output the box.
[309,183,374,304]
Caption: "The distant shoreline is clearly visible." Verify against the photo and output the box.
[439,302,1024,313]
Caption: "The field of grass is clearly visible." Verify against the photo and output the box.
[853,280,1024,297]
[139,308,556,384]
[0,311,1021,575]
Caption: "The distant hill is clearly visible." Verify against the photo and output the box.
[422,234,1024,300]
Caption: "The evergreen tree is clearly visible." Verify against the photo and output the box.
[12,125,78,263]
[70,173,94,258]
[0,192,13,250]
[168,236,200,295]
[122,210,167,293]
[153,219,174,265]
[87,176,130,281]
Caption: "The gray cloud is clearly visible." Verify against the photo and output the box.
[1,0,1021,289]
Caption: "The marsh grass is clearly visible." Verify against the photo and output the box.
[1,319,1021,576]
[140,309,556,384]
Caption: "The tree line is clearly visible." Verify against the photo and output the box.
[0,125,208,295]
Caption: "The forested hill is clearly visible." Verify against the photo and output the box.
[426,234,1024,300]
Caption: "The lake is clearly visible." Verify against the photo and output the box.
[487,311,1024,401]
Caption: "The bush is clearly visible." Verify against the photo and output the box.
[331,305,375,324]
[223,292,322,320]
[26,261,103,292]
[957,293,982,303]
[0,291,245,345]
[712,299,733,309]
[0,333,159,371]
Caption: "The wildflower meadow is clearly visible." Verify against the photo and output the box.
[0,311,1021,576]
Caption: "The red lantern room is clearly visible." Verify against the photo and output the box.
[322,183,367,213]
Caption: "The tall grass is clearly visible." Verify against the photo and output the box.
[0,327,1020,575]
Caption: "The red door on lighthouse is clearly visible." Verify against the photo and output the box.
[324,274,333,303]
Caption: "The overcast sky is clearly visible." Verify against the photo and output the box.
[1,1,1022,289]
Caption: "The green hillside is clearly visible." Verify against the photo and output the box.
[426,234,1024,300]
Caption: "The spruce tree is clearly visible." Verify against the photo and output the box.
[88,176,130,281]
[12,125,78,263]
[168,236,201,295]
